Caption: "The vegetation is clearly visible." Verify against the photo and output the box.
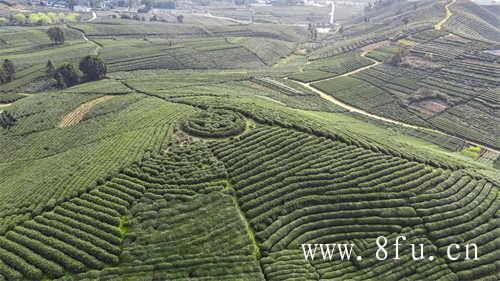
[54,63,79,88]
[0,59,15,84]
[181,109,246,138]
[2,12,79,26]
[0,0,498,280]
[0,111,16,129]
[47,26,65,45]
[78,56,107,82]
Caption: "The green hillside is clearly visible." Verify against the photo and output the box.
[0,0,498,280]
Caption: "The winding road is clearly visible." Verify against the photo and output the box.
[284,43,500,154]
[66,20,102,54]
[87,11,97,22]
[435,0,456,30]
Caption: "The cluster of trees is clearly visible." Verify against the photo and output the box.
[0,59,15,84]
[0,12,79,26]
[115,0,175,12]
[389,50,405,66]
[48,55,107,89]
[114,13,183,23]
[116,13,146,21]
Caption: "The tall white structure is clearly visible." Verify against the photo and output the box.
[329,1,335,25]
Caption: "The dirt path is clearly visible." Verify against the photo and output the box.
[283,40,499,153]
[435,0,456,30]
[58,96,114,128]
[87,11,97,22]
[192,12,250,24]
[311,41,384,82]
[288,78,499,153]
[66,24,102,55]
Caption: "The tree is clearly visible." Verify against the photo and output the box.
[79,55,107,81]
[12,13,26,25]
[307,23,317,41]
[0,111,16,129]
[54,63,79,88]
[47,26,65,45]
[389,51,403,66]
[46,60,55,75]
[176,15,184,23]
[28,13,52,25]
[0,17,8,26]
[2,59,15,82]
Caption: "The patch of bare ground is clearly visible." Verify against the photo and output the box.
[58,96,114,128]
[402,55,442,69]
[411,98,448,115]
[361,40,390,56]
[407,88,450,116]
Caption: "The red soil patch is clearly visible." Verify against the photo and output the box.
[411,98,448,115]
[402,55,441,69]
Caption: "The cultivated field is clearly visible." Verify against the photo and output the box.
[0,0,498,280]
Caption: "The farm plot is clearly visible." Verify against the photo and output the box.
[365,45,401,62]
[0,26,83,58]
[444,0,500,43]
[0,96,194,234]
[58,96,114,128]
[70,22,208,38]
[289,52,374,83]
[211,124,499,280]
[103,41,264,71]
[310,76,429,126]
[229,37,296,66]
[56,143,263,281]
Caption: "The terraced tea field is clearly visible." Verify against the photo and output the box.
[0,0,498,280]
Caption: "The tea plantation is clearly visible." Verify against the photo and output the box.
[0,0,498,280]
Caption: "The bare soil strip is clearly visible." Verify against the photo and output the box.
[58,96,114,128]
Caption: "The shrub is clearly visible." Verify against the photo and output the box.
[79,55,107,81]
[47,26,65,45]
[54,63,79,88]
[0,111,16,129]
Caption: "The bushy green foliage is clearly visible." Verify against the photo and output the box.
[79,55,107,81]
[0,59,15,83]
[0,111,16,129]
[54,63,79,88]
[181,109,246,138]
[0,2,498,280]
[47,26,65,45]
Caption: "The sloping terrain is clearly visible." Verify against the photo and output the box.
[0,0,498,280]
